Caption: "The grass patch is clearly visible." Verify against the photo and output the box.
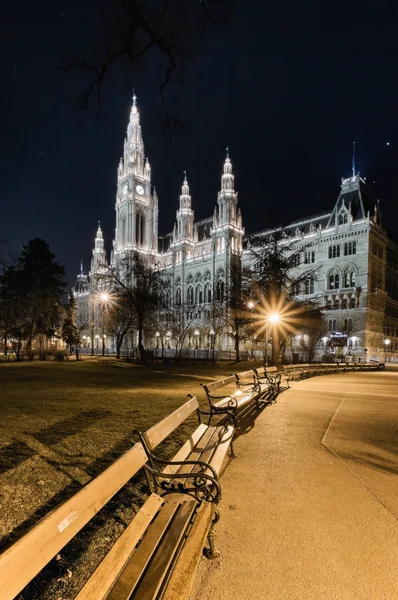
[0,358,261,599]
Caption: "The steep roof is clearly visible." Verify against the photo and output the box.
[326,175,373,227]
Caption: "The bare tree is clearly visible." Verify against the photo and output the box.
[105,252,164,362]
[105,294,136,358]
[65,0,235,122]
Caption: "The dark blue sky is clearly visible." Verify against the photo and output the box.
[1,1,398,285]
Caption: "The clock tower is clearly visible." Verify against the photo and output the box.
[114,94,159,258]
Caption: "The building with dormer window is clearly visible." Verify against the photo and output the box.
[74,97,398,361]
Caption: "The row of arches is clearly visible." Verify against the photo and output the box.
[328,241,357,259]
[327,266,357,290]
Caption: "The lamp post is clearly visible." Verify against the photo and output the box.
[210,329,215,362]
[155,332,160,357]
[95,334,100,352]
[99,292,110,357]
[194,329,199,362]
[384,338,391,362]
[265,312,280,366]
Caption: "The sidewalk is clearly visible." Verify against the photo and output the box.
[190,372,398,600]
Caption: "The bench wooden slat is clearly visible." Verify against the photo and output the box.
[204,375,236,392]
[107,498,196,600]
[236,369,254,379]
[160,423,209,476]
[75,493,165,600]
[161,502,216,600]
[176,426,218,473]
[131,499,197,600]
[204,425,234,476]
[0,442,148,600]
[144,396,199,450]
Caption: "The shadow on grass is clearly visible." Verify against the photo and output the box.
[0,410,112,476]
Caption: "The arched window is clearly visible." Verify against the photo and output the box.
[328,271,340,290]
[305,277,314,294]
[175,288,181,306]
[329,245,340,259]
[187,286,194,305]
[204,282,212,303]
[332,319,337,331]
[338,212,348,225]
[135,212,145,247]
[216,280,225,302]
[121,214,127,246]
[195,284,203,305]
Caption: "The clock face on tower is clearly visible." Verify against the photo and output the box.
[122,185,128,195]
[136,184,145,195]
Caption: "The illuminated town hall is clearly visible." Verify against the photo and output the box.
[74,97,398,361]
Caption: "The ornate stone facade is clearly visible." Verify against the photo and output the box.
[74,98,398,360]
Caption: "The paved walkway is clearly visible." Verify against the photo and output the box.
[190,370,398,600]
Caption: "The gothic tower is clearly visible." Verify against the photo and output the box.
[215,149,244,256]
[175,172,194,242]
[114,94,158,260]
[90,222,108,275]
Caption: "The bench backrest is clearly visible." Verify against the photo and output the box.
[202,375,237,393]
[0,442,148,600]
[143,396,199,451]
[235,369,255,380]
[254,367,265,377]
[266,366,278,374]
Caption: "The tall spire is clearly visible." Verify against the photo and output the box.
[221,150,234,191]
[180,171,191,207]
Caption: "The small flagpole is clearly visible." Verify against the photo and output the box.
[352,141,356,177]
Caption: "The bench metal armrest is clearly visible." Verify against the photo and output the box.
[132,429,221,503]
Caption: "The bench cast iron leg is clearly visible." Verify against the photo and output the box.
[204,510,221,560]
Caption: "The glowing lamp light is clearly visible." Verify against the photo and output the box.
[384,338,391,346]
[268,312,281,324]
[210,329,215,336]
[100,292,110,303]
[247,301,255,309]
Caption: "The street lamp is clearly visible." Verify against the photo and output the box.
[95,334,100,350]
[247,300,255,310]
[155,331,160,349]
[210,329,215,362]
[99,292,110,357]
[166,330,171,350]
[384,338,391,362]
[265,312,280,366]
[194,329,199,362]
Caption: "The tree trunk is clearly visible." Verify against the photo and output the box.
[138,318,145,362]
[235,332,240,361]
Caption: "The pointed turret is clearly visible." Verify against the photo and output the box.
[91,221,108,274]
[221,147,235,193]
[175,171,194,241]
[179,171,192,209]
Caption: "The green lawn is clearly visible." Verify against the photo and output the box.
[0,358,259,599]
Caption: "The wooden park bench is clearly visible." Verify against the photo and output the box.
[253,366,282,394]
[0,399,230,600]
[201,372,261,427]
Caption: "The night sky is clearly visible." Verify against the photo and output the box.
[2,1,398,286]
